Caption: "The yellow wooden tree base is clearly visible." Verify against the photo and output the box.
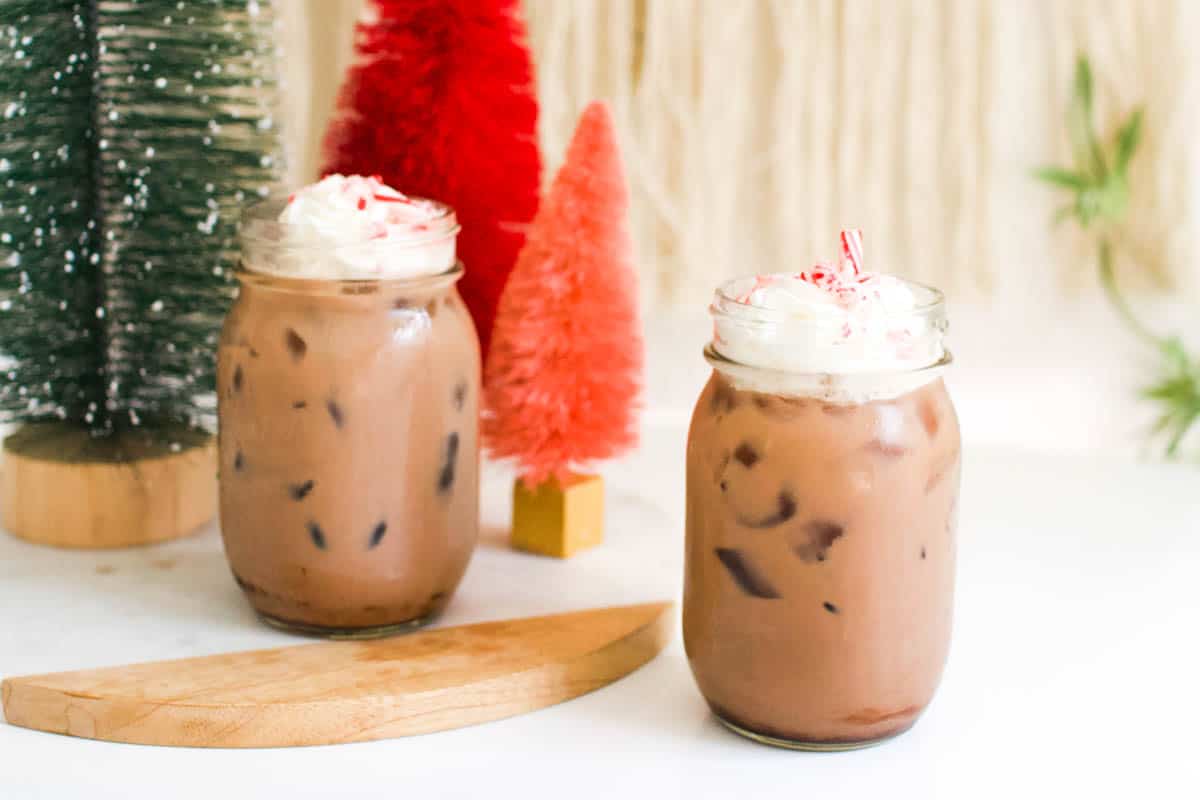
[0,422,217,549]
[511,473,604,558]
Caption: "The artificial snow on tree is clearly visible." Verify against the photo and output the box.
[321,0,541,361]
[0,1,283,548]
[484,101,642,558]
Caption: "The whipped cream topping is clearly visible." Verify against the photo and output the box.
[261,174,456,280]
[710,234,947,402]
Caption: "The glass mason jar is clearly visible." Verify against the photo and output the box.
[683,275,960,750]
[217,198,480,638]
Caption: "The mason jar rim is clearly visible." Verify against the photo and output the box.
[233,261,465,296]
[703,342,954,378]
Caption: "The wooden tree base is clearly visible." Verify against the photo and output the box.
[0,422,217,549]
[511,473,605,558]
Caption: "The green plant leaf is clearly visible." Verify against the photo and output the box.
[1159,336,1190,369]
[1142,336,1200,458]
[1094,173,1129,220]
[1052,205,1077,227]
[1165,408,1198,456]
[1033,166,1088,190]
[1144,380,1185,402]
[1114,108,1143,174]
[1150,411,1176,436]
[1074,56,1094,119]
[1069,55,1107,179]
[1067,104,1092,176]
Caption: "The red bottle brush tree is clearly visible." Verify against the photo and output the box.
[321,0,541,359]
[484,102,643,488]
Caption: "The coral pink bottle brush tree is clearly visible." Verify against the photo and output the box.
[484,102,644,558]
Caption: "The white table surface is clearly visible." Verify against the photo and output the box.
[2,419,1199,799]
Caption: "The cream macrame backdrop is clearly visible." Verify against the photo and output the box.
[277,0,1200,309]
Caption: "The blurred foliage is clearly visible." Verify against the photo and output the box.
[1036,55,1199,458]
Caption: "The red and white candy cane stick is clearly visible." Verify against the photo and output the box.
[736,273,777,303]
[840,229,864,275]
[798,261,834,287]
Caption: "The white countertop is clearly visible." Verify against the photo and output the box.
[2,418,1199,799]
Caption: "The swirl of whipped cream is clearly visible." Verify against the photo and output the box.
[710,270,948,402]
[260,174,457,280]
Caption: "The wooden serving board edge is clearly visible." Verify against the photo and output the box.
[1,602,675,748]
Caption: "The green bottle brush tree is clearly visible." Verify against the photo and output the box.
[1036,55,1200,458]
[0,1,282,546]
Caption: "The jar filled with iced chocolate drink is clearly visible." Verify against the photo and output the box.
[684,231,960,749]
[217,175,480,638]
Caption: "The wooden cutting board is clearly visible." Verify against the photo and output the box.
[1,602,673,748]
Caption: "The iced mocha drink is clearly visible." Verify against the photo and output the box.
[684,232,960,748]
[218,175,479,637]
